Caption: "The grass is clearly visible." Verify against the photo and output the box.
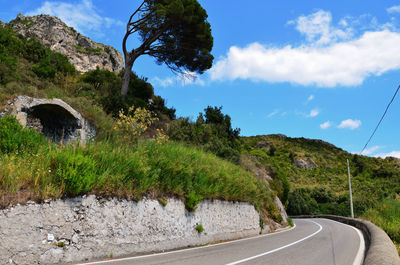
[0,116,282,223]
[361,198,400,254]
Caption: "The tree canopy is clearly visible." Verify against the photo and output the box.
[121,0,214,97]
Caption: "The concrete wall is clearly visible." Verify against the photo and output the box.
[0,196,268,265]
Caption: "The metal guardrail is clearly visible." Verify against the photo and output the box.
[291,215,400,265]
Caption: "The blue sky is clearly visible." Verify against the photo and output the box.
[1,0,400,157]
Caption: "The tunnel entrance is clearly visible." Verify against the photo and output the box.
[7,96,95,144]
[26,104,81,143]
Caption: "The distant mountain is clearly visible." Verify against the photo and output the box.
[6,13,123,73]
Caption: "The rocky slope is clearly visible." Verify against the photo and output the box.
[6,14,123,73]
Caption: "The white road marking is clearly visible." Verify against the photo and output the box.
[75,224,296,265]
[225,220,323,265]
[325,219,365,265]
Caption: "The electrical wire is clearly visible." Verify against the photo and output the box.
[360,84,400,155]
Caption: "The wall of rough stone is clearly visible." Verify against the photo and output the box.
[0,196,269,265]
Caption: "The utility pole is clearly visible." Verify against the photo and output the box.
[347,159,354,218]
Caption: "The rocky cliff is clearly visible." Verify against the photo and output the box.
[7,14,124,73]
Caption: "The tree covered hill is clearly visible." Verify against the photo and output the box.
[242,134,400,215]
[241,134,400,250]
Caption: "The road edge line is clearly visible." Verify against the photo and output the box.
[224,220,323,265]
[74,223,297,265]
[325,218,365,265]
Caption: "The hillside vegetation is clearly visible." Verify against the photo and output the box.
[0,25,175,137]
[0,23,283,225]
[241,134,400,250]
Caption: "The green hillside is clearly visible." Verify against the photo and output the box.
[241,134,400,251]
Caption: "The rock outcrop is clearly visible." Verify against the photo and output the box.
[274,196,288,223]
[8,14,124,73]
[293,156,318,169]
[3,96,95,143]
[256,141,271,148]
[0,18,5,27]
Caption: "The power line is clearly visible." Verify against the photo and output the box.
[360,84,400,155]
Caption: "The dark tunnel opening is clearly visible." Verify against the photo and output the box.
[26,104,81,143]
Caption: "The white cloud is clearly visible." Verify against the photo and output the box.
[267,109,279,118]
[361,145,381,155]
[387,5,400,14]
[151,76,175,88]
[320,121,332,129]
[307,94,315,102]
[151,72,205,88]
[27,0,123,36]
[337,119,361,130]
[210,10,400,87]
[375,151,400,158]
[291,10,352,45]
[308,109,320,117]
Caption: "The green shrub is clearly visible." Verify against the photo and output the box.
[57,241,65,248]
[32,58,57,78]
[287,188,319,215]
[158,198,168,207]
[259,215,264,229]
[287,217,294,227]
[168,106,241,163]
[80,68,117,89]
[149,95,176,120]
[195,224,204,233]
[32,53,75,78]
[0,115,47,154]
[0,26,75,80]
[373,166,399,178]
[185,191,203,211]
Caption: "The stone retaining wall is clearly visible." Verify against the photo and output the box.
[0,196,267,265]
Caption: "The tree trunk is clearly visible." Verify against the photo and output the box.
[121,53,135,98]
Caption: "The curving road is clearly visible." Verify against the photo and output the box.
[77,218,364,265]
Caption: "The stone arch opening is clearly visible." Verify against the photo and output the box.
[26,104,81,143]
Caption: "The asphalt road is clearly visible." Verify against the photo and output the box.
[77,218,364,265]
